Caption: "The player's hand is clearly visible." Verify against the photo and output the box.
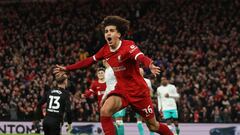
[54,65,66,74]
[149,64,160,77]
[66,124,72,133]
[165,93,169,98]
[55,70,66,78]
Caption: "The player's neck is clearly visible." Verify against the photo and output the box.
[58,84,66,89]
[163,84,168,86]
[98,79,105,83]
[110,40,122,52]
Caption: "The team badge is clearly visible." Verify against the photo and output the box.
[117,55,122,62]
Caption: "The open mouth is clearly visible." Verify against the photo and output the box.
[107,37,113,45]
[107,37,112,42]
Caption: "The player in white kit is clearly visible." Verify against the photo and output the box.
[157,77,180,135]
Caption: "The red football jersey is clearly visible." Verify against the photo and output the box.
[84,80,106,106]
[94,40,151,99]
[66,40,152,101]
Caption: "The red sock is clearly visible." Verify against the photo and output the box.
[100,116,116,135]
[157,122,174,135]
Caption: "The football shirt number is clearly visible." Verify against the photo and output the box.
[48,96,60,109]
[142,105,153,117]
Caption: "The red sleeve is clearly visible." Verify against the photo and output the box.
[65,46,105,71]
[83,89,94,98]
[136,54,152,67]
[94,45,105,61]
[127,41,152,67]
[84,82,96,98]
[65,57,95,70]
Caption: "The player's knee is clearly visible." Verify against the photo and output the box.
[148,125,158,132]
[147,123,159,132]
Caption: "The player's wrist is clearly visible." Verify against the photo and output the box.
[148,62,153,69]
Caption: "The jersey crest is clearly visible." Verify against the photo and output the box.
[117,55,122,62]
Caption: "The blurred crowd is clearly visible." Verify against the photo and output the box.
[0,0,239,123]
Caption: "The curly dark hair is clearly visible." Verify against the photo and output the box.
[101,16,130,37]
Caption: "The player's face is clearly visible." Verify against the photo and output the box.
[97,70,105,80]
[161,77,168,86]
[104,25,121,49]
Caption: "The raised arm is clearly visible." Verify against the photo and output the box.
[65,57,96,70]
[54,46,105,72]
[128,42,160,76]
[136,54,160,77]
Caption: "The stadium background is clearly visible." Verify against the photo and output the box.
[0,0,239,134]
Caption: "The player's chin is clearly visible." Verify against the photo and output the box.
[108,42,113,46]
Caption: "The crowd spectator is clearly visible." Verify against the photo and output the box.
[0,0,239,123]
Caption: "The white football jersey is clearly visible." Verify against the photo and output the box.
[102,66,117,100]
[157,84,180,111]
[144,78,153,91]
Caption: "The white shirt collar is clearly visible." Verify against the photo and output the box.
[110,40,122,52]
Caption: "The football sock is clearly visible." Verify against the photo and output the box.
[156,123,174,135]
[116,120,124,135]
[100,116,116,135]
[176,126,180,135]
[137,121,144,135]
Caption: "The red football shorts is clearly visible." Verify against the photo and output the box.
[108,88,155,120]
